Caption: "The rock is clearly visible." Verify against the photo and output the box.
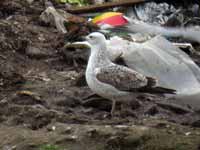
[10,91,47,106]
[82,97,112,111]
[0,61,25,89]
[26,0,34,4]
[192,120,200,127]
[145,105,159,116]
[129,100,141,110]
[55,96,81,107]
[26,46,52,58]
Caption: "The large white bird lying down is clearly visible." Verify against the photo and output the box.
[106,35,200,96]
[107,18,200,44]
[83,32,176,116]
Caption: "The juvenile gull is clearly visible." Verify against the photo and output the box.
[85,32,176,116]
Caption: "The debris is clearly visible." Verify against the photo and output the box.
[12,90,46,105]
[185,132,191,136]
[47,125,56,131]
[113,18,200,43]
[40,6,98,39]
[126,2,200,26]
[40,6,68,33]
[130,2,177,25]
[172,43,195,54]
[16,90,41,100]
[92,12,128,27]
[156,102,193,114]
[66,0,147,14]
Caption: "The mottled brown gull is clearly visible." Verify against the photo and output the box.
[84,32,176,116]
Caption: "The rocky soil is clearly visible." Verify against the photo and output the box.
[0,0,200,150]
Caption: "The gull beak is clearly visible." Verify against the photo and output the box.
[85,35,90,41]
[64,41,91,49]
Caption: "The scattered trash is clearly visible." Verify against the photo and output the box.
[16,90,41,100]
[40,5,98,39]
[172,43,195,54]
[92,12,128,27]
[121,18,200,43]
[102,17,200,44]
[40,6,67,33]
[126,2,200,26]
[133,2,177,25]
[185,132,191,136]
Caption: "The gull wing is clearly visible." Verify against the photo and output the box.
[95,65,176,94]
[95,65,148,91]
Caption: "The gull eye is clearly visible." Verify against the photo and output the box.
[89,36,94,39]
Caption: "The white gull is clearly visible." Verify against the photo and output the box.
[84,32,176,116]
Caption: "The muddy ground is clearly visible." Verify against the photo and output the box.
[0,0,200,150]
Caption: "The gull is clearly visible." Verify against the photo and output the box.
[105,18,200,44]
[84,32,176,116]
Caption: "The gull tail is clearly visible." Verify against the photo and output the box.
[138,77,176,94]
[138,86,176,94]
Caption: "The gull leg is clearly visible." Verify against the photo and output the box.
[111,100,116,117]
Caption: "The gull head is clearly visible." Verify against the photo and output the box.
[85,32,106,46]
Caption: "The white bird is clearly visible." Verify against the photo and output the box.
[108,18,200,44]
[84,32,176,116]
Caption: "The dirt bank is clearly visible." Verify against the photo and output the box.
[0,0,200,149]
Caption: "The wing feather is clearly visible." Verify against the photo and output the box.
[95,65,148,91]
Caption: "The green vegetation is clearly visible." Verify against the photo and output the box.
[57,0,88,6]
[39,144,63,150]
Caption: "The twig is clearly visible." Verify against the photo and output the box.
[66,0,148,14]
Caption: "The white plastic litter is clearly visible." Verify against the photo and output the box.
[107,35,200,95]
[134,2,176,25]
